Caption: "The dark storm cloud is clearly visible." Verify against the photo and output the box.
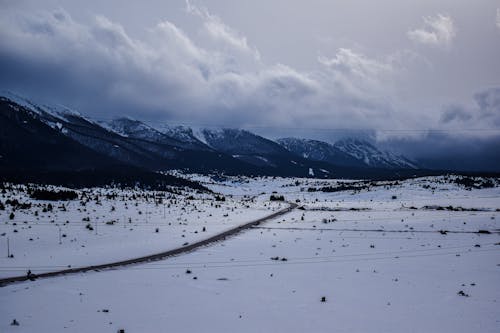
[380,131,500,172]
[0,7,323,126]
[0,4,425,130]
[380,87,500,171]
[439,87,500,126]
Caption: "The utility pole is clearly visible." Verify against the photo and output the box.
[7,237,10,258]
[58,226,62,245]
[163,203,166,219]
[95,221,97,235]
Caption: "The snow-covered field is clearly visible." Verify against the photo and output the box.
[1,175,499,332]
[0,185,284,278]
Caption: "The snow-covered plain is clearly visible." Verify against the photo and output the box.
[0,175,499,332]
[0,185,284,278]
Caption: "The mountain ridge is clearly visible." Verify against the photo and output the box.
[1,92,432,180]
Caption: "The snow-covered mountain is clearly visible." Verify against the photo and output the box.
[152,123,210,148]
[199,128,289,156]
[103,118,210,151]
[0,94,119,171]
[277,138,365,168]
[0,93,311,176]
[3,94,171,168]
[277,137,418,169]
[0,91,95,129]
[334,138,418,169]
[186,128,334,174]
[0,95,209,189]
[1,92,424,178]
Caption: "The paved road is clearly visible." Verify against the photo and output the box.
[0,202,297,287]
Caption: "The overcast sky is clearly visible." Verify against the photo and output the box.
[1,0,499,155]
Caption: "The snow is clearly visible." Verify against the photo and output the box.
[0,91,41,115]
[43,103,84,120]
[153,124,197,144]
[1,175,499,332]
[100,118,163,140]
[198,128,227,142]
[0,91,98,128]
[0,186,284,278]
[277,137,418,170]
[255,156,269,163]
[191,127,210,146]
[98,120,130,137]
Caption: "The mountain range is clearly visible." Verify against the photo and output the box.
[278,137,418,169]
[1,92,448,185]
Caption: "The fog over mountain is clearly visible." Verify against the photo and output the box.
[0,0,499,171]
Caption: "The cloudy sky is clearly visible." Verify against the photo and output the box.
[1,0,499,168]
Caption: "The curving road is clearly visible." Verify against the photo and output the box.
[0,202,297,287]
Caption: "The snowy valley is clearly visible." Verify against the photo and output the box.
[0,175,499,332]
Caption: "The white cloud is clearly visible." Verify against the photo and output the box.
[185,0,260,61]
[317,48,402,109]
[318,48,393,81]
[408,14,456,47]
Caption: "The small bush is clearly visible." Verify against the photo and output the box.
[30,189,78,201]
[215,195,225,202]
